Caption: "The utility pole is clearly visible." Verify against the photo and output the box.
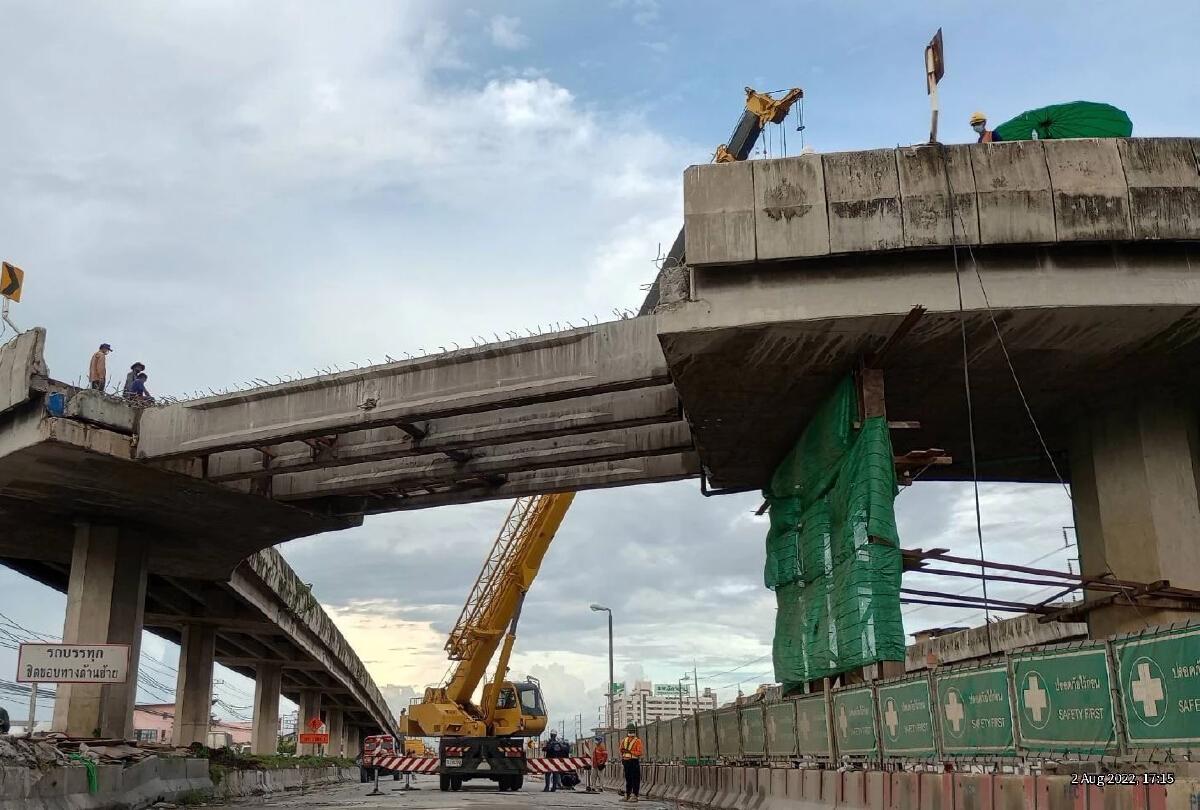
[693,661,699,715]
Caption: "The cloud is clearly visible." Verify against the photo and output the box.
[611,0,660,27]
[489,14,528,50]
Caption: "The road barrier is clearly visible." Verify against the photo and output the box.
[580,621,1200,766]
[364,755,591,775]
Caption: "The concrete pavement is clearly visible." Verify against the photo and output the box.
[233,777,629,810]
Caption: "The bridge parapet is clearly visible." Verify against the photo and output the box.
[683,137,1200,268]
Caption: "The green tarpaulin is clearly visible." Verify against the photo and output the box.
[765,375,904,688]
[994,101,1132,142]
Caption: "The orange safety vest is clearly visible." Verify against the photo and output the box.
[593,743,608,768]
[620,735,643,760]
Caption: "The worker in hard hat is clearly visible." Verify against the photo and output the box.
[970,112,1002,143]
[619,723,643,802]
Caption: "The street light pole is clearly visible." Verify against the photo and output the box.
[590,604,615,732]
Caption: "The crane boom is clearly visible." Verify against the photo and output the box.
[638,85,802,316]
[443,492,575,706]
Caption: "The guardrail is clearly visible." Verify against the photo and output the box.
[592,621,1200,764]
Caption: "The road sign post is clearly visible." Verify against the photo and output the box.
[298,716,329,746]
[17,643,130,684]
[925,28,945,143]
[1,261,24,334]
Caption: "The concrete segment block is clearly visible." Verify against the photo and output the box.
[892,772,920,810]
[64,389,138,434]
[970,141,1056,244]
[753,154,831,260]
[1044,139,1132,241]
[1119,138,1200,240]
[684,161,757,265]
[992,776,1032,810]
[1036,775,1081,810]
[919,773,951,810]
[897,144,980,247]
[823,149,904,254]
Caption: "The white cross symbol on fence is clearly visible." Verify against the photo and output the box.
[838,705,849,737]
[1023,675,1049,723]
[1131,662,1164,718]
[944,691,965,733]
[884,699,899,738]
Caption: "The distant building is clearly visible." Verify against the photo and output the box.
[132,703,254,746]
[609,680,717,728]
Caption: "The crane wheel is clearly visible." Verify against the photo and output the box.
[439,775,450,792]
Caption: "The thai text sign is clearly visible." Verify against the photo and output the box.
[1011,645,1116,753]
[935,664,1014,755]
[17,643,130,683]
[877,678,936,756]
[832,686,878,756]
[1114,625,1200,747]
[794,695,830,755]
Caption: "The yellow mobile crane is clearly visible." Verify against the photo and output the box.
[405,493,574,792]
[402,85,802,795]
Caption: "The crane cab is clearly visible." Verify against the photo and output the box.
[483,677,546,736]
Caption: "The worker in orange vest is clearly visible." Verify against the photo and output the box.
[619,723,643,802]
[588,735,607,793]
[970,111,1003,143]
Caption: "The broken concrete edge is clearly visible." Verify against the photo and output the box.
[682,137,1200,267]
[0,756,357,810]
[904,612,1089,671]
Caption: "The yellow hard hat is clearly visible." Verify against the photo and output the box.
[969,111,987,125]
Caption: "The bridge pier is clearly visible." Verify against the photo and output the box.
[172,624,216,746]
[1070,392,1200,637]
[297,689,322,755]
[345,724,360,758]
[325,708,344,757]
[52,523,147,739]
[251,662,282,755]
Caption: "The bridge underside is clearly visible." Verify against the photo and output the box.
[660,243,1200,490]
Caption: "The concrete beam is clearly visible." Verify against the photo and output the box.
[143,613,282,634]
[216,656,326,671]
[308,451,700,514]
[136,318,668,460]
[270,421,692,501]
[199,385,681,483]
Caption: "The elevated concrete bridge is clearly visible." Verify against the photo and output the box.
[4,136,1200,745]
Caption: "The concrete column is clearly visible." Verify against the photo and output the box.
[325,708,344,757]
[345,724,360,758]
[172,624,216,746]
[297,689,322,756]
[251,663,282,755]
[52,523,147,739]
[1069,393,1200,637]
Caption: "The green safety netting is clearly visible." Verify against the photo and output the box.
[764,375,905,688]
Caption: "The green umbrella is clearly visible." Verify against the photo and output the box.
[993,101,1133,141]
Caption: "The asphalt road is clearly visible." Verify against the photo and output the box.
[227,776,648,810]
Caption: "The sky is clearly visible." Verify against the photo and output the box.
[1,0,1196,737]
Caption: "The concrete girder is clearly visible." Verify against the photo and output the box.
[136,318,668,460]
[304,451,700,515]
[269,421,693,501]
[198,385,681,483]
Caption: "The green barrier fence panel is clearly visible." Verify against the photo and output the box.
[698,711,717,758]
[765,701,798,757]
[877,676,937,757]
[935,664,1015,756]
[1011,644,1117,754]
[715,708,740,758]
[1114,624,1200,748]
[765,375,905,687]
[795,694,832,756]
[832,686,879,756]
[671,717,686,760]
[683,713,699,759]
[741,705,765,757]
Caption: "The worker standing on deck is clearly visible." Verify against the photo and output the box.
[619,723,643,802]
[970,111,1003,143]
[543,731,566,792]
[588,734,607,793]
[88,343,112,391]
